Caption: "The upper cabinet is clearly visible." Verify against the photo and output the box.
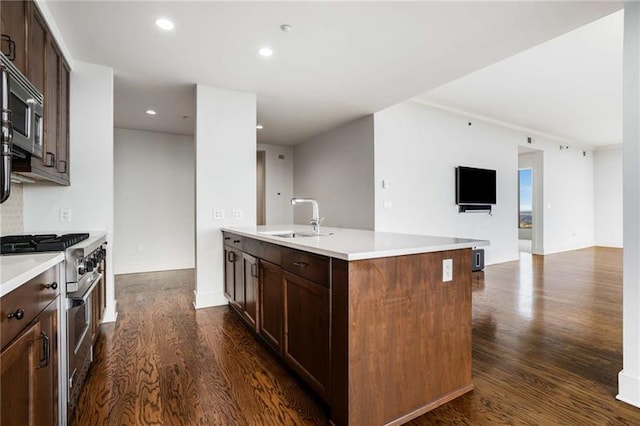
[0,1,28,75]
[1,0,71,186]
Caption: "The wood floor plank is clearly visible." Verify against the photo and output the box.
[72,249,640,425]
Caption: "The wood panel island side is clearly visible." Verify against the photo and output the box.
[221,226,488,426]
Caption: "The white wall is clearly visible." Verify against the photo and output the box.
[594,146,623,247]
[538,139,594,254]
[257,143,293,225]
[114,128,194,274]
[374,102,519,265]
[374,101,595,264]
[194,85,256,309]
[23,61,116,322]
[293,115,375,230]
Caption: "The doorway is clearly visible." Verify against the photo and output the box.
[518,147,544,255]
[257,150,266,225]
[518,167,533,253]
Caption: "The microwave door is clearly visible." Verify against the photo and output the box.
[0,64,11,204]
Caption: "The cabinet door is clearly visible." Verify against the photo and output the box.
[242,253,258,331]
[224,246,235,301]
[283,271,330,401]
[57,61,70,179]
[0,320,40,426]
[259,260,283,354]
[0,0,28,75]
[224,246,243,312]
[27,4,46,94]
[42,37,59,171]
[0,299,58,426]
[35,299,59,426]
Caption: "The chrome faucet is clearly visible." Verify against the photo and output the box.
[291,198,323,235]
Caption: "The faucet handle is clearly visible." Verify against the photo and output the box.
[310,217,325,226]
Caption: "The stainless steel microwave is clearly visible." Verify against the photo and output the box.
[0,53,43,159]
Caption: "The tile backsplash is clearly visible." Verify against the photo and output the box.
[1,184,24,235]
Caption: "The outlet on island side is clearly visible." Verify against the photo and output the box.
[443,259,453,282]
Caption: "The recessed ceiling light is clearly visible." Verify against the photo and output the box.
[280,24,292,32]
[256,125,264,130]
[155,18,174,31]
[146,109,157,115]
[258,47,273,57]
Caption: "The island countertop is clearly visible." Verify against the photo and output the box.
[0,252,65,297]
[222,225,489,261]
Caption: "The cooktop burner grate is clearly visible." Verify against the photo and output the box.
[0,233,90,254]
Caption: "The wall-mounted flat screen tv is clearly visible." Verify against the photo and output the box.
[456,166,497,205]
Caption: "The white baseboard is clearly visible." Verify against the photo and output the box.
[618,370,640,408]
[102,300,118,323]
[542,241,594,256]
[114,259,194,275]
[485,251,520,266]
[193,290,228,309]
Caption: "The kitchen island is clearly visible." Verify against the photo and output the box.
[221,225,488,426]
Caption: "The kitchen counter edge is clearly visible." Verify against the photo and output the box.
[1,253,65,297]
[222,225,489,261]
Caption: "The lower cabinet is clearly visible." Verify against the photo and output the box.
[242,253,259,331]
[258,260,284,354]
[1,297,58,426]
[223,233,330,403]
[283,271,330,401]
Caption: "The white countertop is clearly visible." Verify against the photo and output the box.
[1,252,65,297]
[222,225,489,261]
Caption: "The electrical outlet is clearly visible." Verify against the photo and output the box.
[232,209,243,220]
[443,259,453,282]
[136,244,144,253]
[213,209,224,220]
[59,209,72,222]
[382,179,390,189]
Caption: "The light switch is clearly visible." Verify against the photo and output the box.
[382,180,390,189]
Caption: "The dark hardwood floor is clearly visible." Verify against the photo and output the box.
[72,248,640,425]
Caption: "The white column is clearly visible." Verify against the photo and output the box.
[619,1,640,408]
[194,85,256,309]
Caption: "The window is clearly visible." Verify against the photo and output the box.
[519,169,532,229]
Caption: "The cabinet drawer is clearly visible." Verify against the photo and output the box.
[1,264,60,350]
[222,232,243,250]
[281,247,329,287]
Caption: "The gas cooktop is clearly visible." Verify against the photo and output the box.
[0,233,90,254]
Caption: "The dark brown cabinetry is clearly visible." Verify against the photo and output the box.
[223,232,330,401]
[283,271,330,401]
[242,253,258,330]
[222,231,474,426]
[0,0,28,75]
[4,0,71,185]
[258,259,283,353]
[0,264,60,426]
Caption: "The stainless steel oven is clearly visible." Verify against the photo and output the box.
[66,269,101,408]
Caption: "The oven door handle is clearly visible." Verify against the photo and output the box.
[69,272,102,304]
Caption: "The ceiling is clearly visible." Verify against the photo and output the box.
[416,10,623,148]
[45,1,622,145]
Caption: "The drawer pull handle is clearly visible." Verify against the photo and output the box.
[224,237,230,240]
[251,263,259,278]
[7,308,24,320]
[37,331,50,369]
[227,252,237,263]
[45,282,58,290]
[292,261,308,268]
[233,239,241,244]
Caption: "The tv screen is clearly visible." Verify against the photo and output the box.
[456,166,497,205]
